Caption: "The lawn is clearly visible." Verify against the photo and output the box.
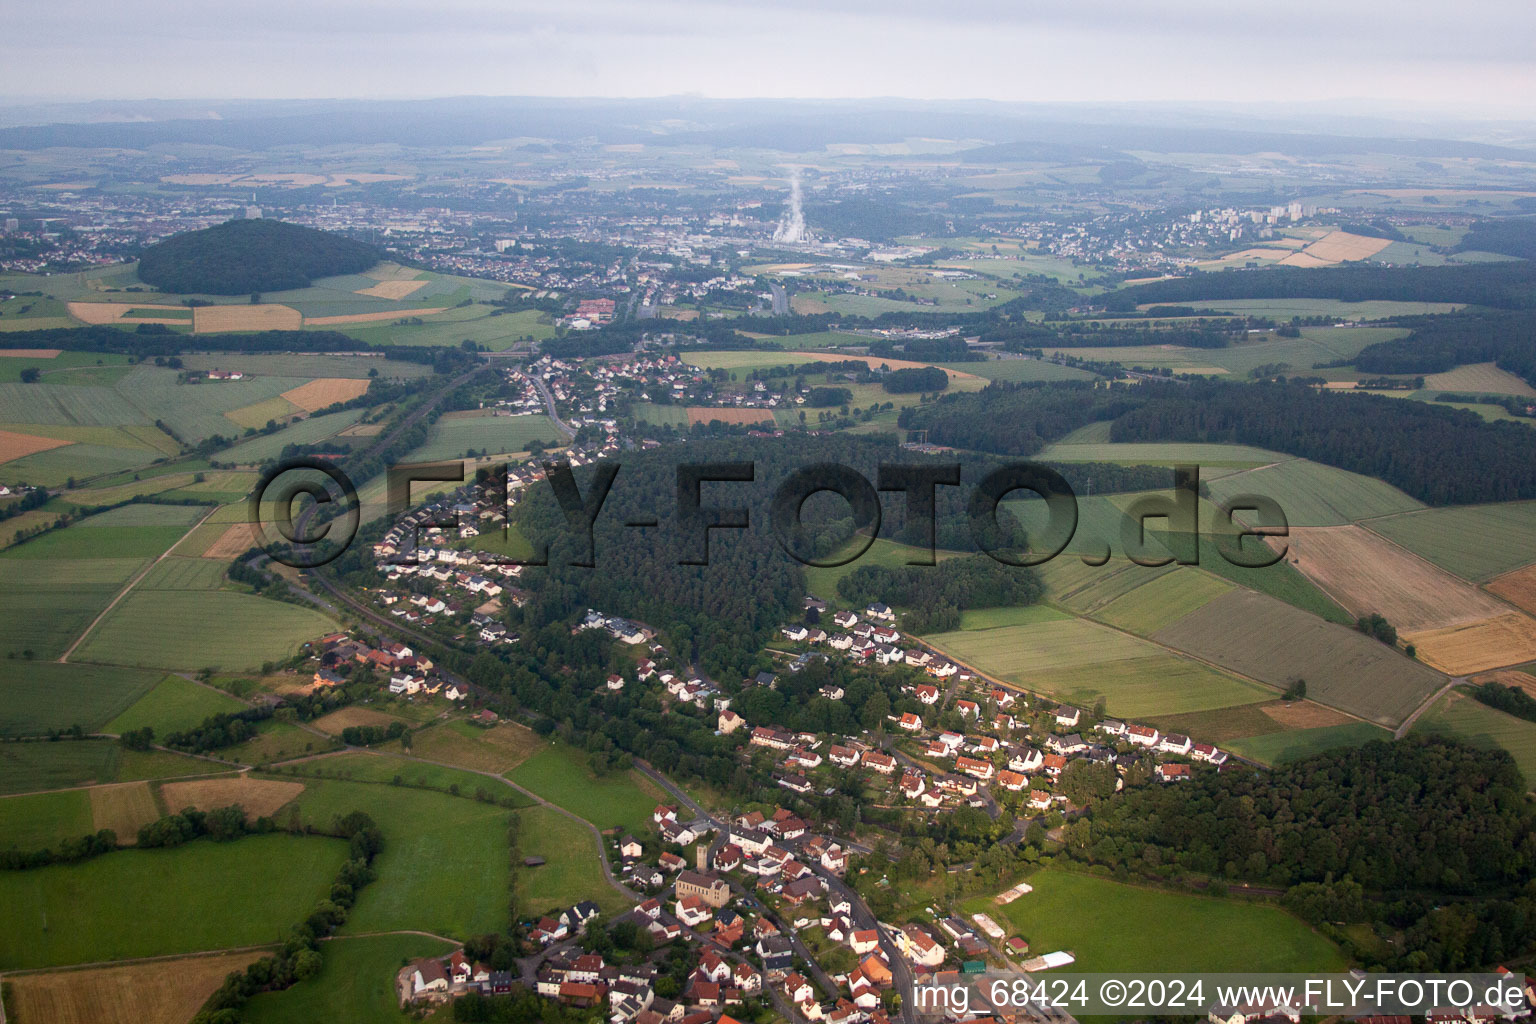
[73,590,337,671]
[507,742,663,834]
[0,833,348,969]
[276,776,516,939]
[1413,690,1536,789]
[104,674,247,736]
[1226,722,1394,766]
[0,788,95,850]
[966,868,1344,972]
[0,662,163,737]
[1206,459,1425,527]
[0,739,122,795]
[1363,501,1536,581]
[243,933,457,1024]
[408,411,564,461]
[519,804,631,916]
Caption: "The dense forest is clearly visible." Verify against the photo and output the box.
[901,380,1536,504]
[882,366,949,393]
[981,322,1237,350]
[834,554,1044,632]
[1098,259,1536,310]
[1456,219,1536,261]
[137,218,382,294]
[1353,311,1536,387]
[1067,737,1536,969]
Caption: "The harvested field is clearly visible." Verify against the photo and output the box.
[1469,669,1536,699]
[1281,230,1392,265]
[1287,525,1509,631]
[309,705,410,736]
[0,348,62,358]
[1151,589,1444,726]
[66,301,190,326]
[354,279,428,299]
[363,262,421,281]
[192,304,303,333]
[1424,361,1536,398]
[0,427,70,463]
[1259,700,1359,729]
[6,949,268,1024]
[1488,563,1536,615]
[303,307,447,326]
[88,781,161,841]
[158,776,304,819]
[685,406,777,426]
[280,377,371,411]
[202,521,257,560]
[1403,613,1536,675]
[224,395,299,430]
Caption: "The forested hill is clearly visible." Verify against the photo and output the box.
[136,218,382,294]
[1097,259,1536,311]
[899,381,1536,505]
[1353,311,1536,387]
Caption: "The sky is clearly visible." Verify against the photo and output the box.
[3,0,1534,116]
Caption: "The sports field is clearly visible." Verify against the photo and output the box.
[1364,502,1536,581]
[243,933,455,1024]
[1412,690,1536,788]
[0,833,348,968]
[6,948,270,1024]
[0,662,163,737]
[507,742,663,834]
[73,590,336,671]
[277,776,515,938]
[519,804,632,916]
[1206,459,1425,527]
[965,869,1344,972]
[1151,590,1444,726]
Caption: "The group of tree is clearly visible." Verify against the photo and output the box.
[881,365,949,393]
[1471,680,1536,724]
[138,218,381,294]
[834,553,1044,632]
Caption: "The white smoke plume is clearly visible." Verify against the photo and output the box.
[773,170,806,243]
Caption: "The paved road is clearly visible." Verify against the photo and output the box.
[523,371,577,440]
[1395,677,1461,739]
[769,282,789,316]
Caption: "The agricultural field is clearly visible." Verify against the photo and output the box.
[519,804,631,916]
[953,605,1072,630]
[242,933,456,1024]
[1226,722,1395,766]
[631,402,691,427]
[1285,525,1512,631]
[334,303,555,350]
[1032,439,1286,468]
[275,776,516,939]
[685,406,777,426]
[0,662,163,737]
[1412,689,1536,788]
[945,356,1098,383]
[1364,502,1536,582]
[0,833,349,969]
[1205,459,1425,527]
[1141,698,1358,746]
[1151,590,1444,726]
[1094,568,1233,634]
[0,349,129,383]
[180,352,432,379]
[0,740,122,795]
[308,704,413,736]
[72,590,337,671]
[159,776,305,818]
[6,949,270,1024]
[966,869,1345,973]
[405,719,543,775]
[225,394,300,430]
[0,555,149,659]
[136,555,230,589]
[219,720,333,765]
[507,742,664,834]
[408,409,564,461]
[1489,564,1536,617]
[87,780,162,839]
[283,749,527,799]
[0,789,94,850]
[923,618,1273,718]
[1422,362,1536,398]
[1402,613,1536,676]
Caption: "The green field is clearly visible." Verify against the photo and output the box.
[336,304,556,351]
[0,833,348,969]
[0,662,163,737]
[1032,440,1286,470]
[104,674,246,736]
[137,555,229,590]
[940,357,1097,383]
[1413,690,1536,788]
[0,739,122,795]
[244,933,456,1024]
[284,750,525,799]
[954,604,1072,630]
[1363,502,1536,581]
[966,869,1345,972]
[220,407,367,464]
[0,351,132,384]
[1225,722,1394,766]
[631,402,691,427]
[1,522,190,559]
[802,537,957,604]
[180,353,432,380]
[277,777,515,938]
[1206,459,1425,527]
[409,411,564,461]
[73,590,336,671]
[1095,568,1233,634]
[0,556,149,660]
[507,743,661,834]
[924,618,1272,717]
[0,788,94,850]
[1151,590,1443,726]
[519,804,631,916]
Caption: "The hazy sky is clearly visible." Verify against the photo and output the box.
[4,0,1533,114]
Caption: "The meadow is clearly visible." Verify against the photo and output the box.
[283,749,528,801]
[1363,501,1536,582]
[0,740,122,795]
[335,303,555,350]
[1412,690,1536,789]
[0,833,348,969]
[0,556,149,660]
[402,719,543,775]
[277,776,516,938]
[1225,722,1394,766]
[519,804,632,916]
[73,590,337,671]
[966,869,1345,972]
[7,949,269,1024]
[1206,459,1425,527]
[243,933,456,1024]
[507,742,663,834]
[409,410,564,461]
[1151,590,1444,726]
[220,407,366,464]
[0,662,163,736]
[1093,567,1233,634]
[0,788,95,850]
[104,674,246,736]
[943,356,1098,383]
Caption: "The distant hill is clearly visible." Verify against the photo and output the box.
[137,218,382,295]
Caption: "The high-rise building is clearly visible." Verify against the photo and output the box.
[244,206,262,219]
[2,217,18,233]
